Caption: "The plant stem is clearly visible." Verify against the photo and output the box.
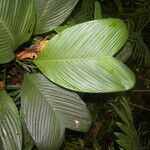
[132,89,150,93]
[129,102,150,111]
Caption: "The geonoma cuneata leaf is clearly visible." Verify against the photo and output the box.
[0,0,35,64]
[0,90,22,150]
[34,19,135,93]
[21,73,91,149]
[34,0,79,34]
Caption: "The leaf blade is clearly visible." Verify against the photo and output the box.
[0,0,35,63]
[21,73,91,149]
[34,19,135,92]
[94,1,102,19]
[34,0,79,34]
[0,90,22,150]
[35,56,135,93]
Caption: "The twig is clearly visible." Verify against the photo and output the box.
[129,102,150,111]
[132,89,150,93]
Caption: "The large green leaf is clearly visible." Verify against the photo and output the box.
[34,19,135,93]
[0,0,35,64]
[21,74,91,149]
[34,0,79,34]
[0,90,22,150]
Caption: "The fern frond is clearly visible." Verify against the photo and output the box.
[111,97,141,150]
[138,121,150,150]
[127,16,150,67]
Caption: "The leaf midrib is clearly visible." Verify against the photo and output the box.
[35,56,111,62]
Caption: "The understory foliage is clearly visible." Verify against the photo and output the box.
[111,97,141,150]
[0,0,150,150]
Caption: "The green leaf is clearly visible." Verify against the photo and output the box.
[116,122,134,138]
[0,90,22,150]
[34,19,135,93]
[112,97,141,150]
[116,42,133,63]
[0,0,35,64]
[34,0,79,34]
[94,1,102,19]
[21,73,91,149]
[21,113,34,150]
[69,0,95,23]
[115,133,133,150]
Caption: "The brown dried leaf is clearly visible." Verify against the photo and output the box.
[16,40,48,60]
[17,50,38,60]
[0,81,5,89]
[37,40,48,53]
